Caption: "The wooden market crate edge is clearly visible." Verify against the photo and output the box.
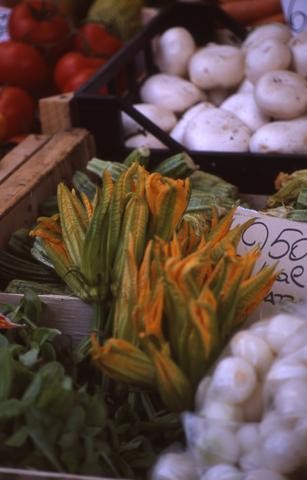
[0,128,95,249]
[0,466,131,480]
[0,293,92,346]
[0,135,51,185]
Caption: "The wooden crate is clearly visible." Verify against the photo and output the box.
[0,128,95,249]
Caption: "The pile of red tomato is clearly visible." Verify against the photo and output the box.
[0,0,122,143]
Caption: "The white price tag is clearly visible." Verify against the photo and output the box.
[0,7,10,42]
[234,207,307,317]
[281,0,307,33]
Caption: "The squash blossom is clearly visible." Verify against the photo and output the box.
[91,209,278,412]
[30,156,278,410]
[30,161,191,344]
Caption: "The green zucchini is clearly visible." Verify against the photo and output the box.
[0,250,59,284]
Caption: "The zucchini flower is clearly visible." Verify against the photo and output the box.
[92,211,278,412]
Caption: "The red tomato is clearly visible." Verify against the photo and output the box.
[9,0,71,46]
[0,86,35,141]
[0,41,48,92]
[62,68,98,93]
[74,23,123,58]
[6,134,28,144]
[54,51,106,92]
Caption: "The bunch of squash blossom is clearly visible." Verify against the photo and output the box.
[30,160,277,410]
[88,184,277,412]
[29,160,190,350]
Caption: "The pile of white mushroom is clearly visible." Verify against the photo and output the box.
[151,308,307,480]
[122,23,307,154]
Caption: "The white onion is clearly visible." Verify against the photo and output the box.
[262,428,303,473]
[265,313,305,353]
[192,424,240,466]
[239,448,263,472]
[242,384,264,422]
[275,378,307,418]
[284,345,307,365]
[237,424,260,453]
[151,451,198,480]
[209,357,257,404]
[200,464,243,480]
[249,319,271,340]
[294,419,307,464]
[195,376,211,411]
[266,357,307,385]
[230,331,274,375]
[279,327,307,356]
[259,411,294,438]
[244,469,287,480]
[202,400,243,423]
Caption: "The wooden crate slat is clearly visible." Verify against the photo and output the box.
[0,467,130,479]
[0,128,95,248]
[0,293,92,345]
[0,135,50,185]
[39,93,73,135]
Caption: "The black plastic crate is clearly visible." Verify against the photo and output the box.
[71,1,307,194]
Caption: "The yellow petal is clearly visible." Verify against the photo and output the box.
[146,341,193,412]
[57,183,85,266]
[91,336,156,388]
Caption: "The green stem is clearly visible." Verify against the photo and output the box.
[75,301,105,363]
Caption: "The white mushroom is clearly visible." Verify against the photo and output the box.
[242,23,292,51]
[170,101,214,143]
[245,38,292,84]
[125,132,167,149]
[188,43,244,89]
[182,108,251,152]
[155,26,196,77]
[249,116,307,154]
[121,103,177,136]
[207,87,231,106]
[254,70,307,120]
[140,73,205,113]
[289,30,307,78]
[237,78,254,93]
[221,92,269,132]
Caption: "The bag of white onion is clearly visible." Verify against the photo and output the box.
[151,307,307,480]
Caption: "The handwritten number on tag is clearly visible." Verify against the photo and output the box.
[264,292,295,305]
[241,221,269,250]
[268,228,305,260]
[287,0,307,33]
